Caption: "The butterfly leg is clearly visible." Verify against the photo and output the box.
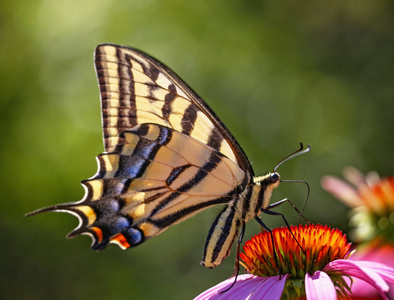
[260,209,305,252]
[254,216,279,266]
[266,198,309,223]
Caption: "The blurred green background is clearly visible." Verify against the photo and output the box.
[1,1,393,299]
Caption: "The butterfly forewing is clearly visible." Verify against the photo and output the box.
[95,44,253,173]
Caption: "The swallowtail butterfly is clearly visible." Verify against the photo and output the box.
[27,44,309,268]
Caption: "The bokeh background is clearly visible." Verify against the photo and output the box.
[1,1,393,299]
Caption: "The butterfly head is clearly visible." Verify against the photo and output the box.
[268,172,280,186]
[253,144,311,212]
[253,172,281,187]
[250,172,280,212]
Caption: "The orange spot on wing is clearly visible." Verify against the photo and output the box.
[110,233,131,248]
[91,227,103,243]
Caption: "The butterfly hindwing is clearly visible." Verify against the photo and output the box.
[95,44,253,174]
[52,124,246,250]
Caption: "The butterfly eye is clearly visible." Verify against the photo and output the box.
[270,173,280,184]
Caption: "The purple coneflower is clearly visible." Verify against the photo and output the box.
[322,167,394,298]
[194,224,394,299]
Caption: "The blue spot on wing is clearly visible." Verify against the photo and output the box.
[114,217,130,231]
[108,199,120,212]
[124,228,143,245]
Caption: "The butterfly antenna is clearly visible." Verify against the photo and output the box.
[274,143,311,172]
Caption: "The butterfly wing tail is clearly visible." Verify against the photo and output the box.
[24,198,107,247]
[25,198,141,251]
[25,153,146,251]
[25,202,77,217]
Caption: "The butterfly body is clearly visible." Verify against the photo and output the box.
[28,44,282,268]
[202,172,280,267]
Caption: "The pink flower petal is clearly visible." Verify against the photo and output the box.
[218,276,266,300]
[348,242,394,299]
[194,274,287,300]
[324,259,390,300]
[343,166,368,187]
[249,275,288,300]
[321,176,362,207]
[350,242,394,268]
[354,261,394,285]
[194,275,254,300]
[305,271,337,300]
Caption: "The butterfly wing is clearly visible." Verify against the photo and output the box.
[95,44,253,175]
[28,124,245,250]
[27,44,253,253]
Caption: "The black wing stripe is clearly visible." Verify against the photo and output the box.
[207,126,223,151]
[118,50,136,140]
[149,151,222,217]
[151,195,234,228]
[162,85,176,121]
[181,104,198,135]
[178,152,222,193]
[166,164,192,186]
